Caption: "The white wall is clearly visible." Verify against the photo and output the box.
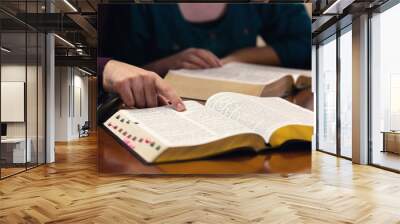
[72,73,89,138]
[55,66,70,141]
[1,64,38,138]
[1,65,26,139]
[54,67,89,141]
[1,63,46,164]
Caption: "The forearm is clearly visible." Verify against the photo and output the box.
[102,59,120,92]
[221,46,281,66]
[98,57,112,105]
[143,58,171,77]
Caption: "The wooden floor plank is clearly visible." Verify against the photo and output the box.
[1,134,400,224]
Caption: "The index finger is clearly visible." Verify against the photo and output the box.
[154,77,186,112]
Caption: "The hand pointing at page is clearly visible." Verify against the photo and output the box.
[102,60,186,111]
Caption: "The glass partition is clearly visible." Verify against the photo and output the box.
[26,0,44,170]
[1,31,28,177]
[0,2,46,179]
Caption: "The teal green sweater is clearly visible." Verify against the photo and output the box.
[105,4,311,70]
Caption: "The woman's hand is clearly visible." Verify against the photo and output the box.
[144,48,222,76]
[103,60,186,111]
[168,48,222,69]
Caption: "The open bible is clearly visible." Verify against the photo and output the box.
[165,62,311,100]
[103,92,314,163]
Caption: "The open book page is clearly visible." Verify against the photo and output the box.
[205,92,314,142]
[169,62,309,85]
[124,101,256,147]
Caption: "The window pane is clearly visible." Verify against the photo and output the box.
[1,31,28,177]
[371,3,400,171]
[339,29,352,158]
[317,37,337,154]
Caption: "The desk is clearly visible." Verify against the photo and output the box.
[1,138,31,164]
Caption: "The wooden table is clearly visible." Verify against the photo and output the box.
[97,89,313,175]
[98,127,311,175]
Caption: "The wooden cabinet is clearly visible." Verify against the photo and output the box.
[382,131,400,154]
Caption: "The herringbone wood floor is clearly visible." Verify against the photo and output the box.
[1,134,400,224]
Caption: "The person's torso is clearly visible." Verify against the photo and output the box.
[144,4,264,62]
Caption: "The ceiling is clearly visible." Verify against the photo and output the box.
[0,0,393,73]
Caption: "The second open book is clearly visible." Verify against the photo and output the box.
[104,92,314,163]
[165,62,312,100]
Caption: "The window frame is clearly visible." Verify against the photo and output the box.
[315,23,353,160]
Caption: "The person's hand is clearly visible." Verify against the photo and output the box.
[103,60,186,111]
[164,48,222,70]
[144,48,223,76]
